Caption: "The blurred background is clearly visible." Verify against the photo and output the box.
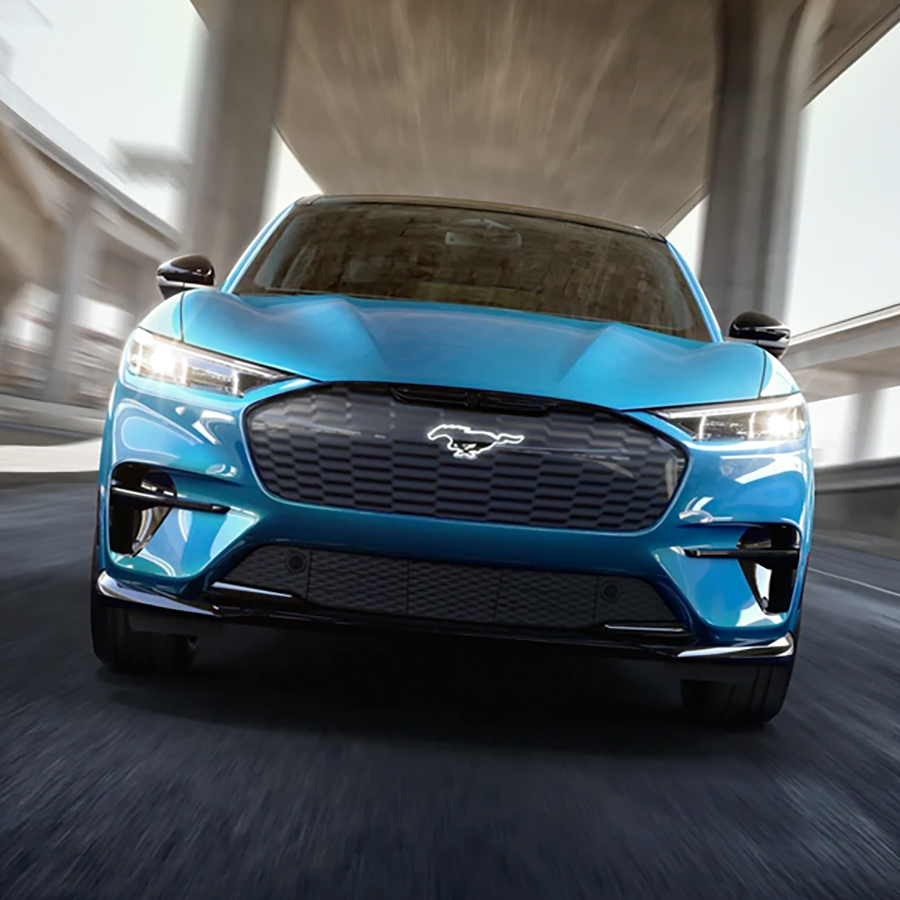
[1,0,898,546]
[0,1,896,413]
[0,1,898,467]
[0,0,315,419]
[3,4,900,899]
[0,0,896,532]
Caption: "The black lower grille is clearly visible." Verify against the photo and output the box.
[222,545,678,630]
[246,383,686,532]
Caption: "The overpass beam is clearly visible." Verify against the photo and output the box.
[700,0,834,329]
[182,0,293,276]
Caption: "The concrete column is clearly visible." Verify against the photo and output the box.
[44,186,97,403]
[182,0,294,277]
[850,386,883,461]
[699,0,834,329]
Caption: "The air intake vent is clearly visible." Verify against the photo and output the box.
[222,545,680,630]
[246,382,686,532]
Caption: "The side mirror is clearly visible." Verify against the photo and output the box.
[729,310,790,359]
[156,254,215,299]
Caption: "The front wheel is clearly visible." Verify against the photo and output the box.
[91,594,198,675]
[90,517,197,675]
[680,662,793,726]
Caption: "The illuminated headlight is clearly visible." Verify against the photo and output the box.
[655,394,808,442]
[125,328,291,397]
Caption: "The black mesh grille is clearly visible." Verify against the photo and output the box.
[223,545,678,629]
[246,383,686,532]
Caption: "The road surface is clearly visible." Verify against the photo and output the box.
[2,484,900,899]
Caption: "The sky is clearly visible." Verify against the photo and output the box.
[2,0,899,461]
[668,20,900,333]
[0,0,318,223]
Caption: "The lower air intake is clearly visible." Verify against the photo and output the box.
[222,545,678,630]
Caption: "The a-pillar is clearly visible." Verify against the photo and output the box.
[44,185,98,403]
[182,0,294,278]
[699,0,835,330]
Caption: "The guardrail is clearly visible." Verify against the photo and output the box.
[0,392,104,436]
[815,457,900,492]
[815,457,900,557]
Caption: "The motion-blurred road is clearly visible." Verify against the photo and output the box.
[2,484,900,899]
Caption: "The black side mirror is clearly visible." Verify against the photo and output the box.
[729,310,790,359]
[156,254,215,299]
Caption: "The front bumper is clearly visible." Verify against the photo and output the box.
[97,571,796,670]
[97,371,814,657]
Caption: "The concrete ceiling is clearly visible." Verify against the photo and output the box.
[194,0,900,233]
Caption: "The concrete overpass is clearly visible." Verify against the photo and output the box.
[185,0,900,330]
[789,303,900,403]
[788,304,900,459]
[0,77,178,404]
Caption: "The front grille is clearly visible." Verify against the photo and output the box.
[246,383,686,532]
[223,545,678,630]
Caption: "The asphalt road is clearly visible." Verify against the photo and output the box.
[3,484,900,899]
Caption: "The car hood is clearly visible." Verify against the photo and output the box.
[180,290,767,410]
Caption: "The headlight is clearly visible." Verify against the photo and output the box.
[125,328,291,397]
[654,393,808,442]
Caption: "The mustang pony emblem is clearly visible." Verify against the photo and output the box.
[427,424,525,460]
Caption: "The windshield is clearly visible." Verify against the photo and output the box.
[236,202,711,341]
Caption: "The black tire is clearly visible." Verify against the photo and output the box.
[91,594,198,675]
[90,519,197,675]
[680,662,793,726]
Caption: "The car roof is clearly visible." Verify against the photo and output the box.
[303,194,664,242]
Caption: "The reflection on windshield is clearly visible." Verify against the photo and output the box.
[237,203,711,341]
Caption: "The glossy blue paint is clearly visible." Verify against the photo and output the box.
[666,241,723,341]
[180,290,769,409]
[760,351,800,397]
[111,507,259,581]
[103,203,813,654]
[139,293,183,340]
[99,366,812,645]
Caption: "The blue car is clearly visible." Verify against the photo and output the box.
[91,196,811,725]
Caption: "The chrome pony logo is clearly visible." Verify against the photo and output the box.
[427,424,525,460]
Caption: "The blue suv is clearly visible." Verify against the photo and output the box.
[91,196,811,726]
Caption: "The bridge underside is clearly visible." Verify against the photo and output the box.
[186,0,900,334]
[194,0,900,233]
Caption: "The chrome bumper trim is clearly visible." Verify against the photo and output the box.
[96,572,795,661]
[674,633,794,661]
[604,623,687,635]
[96,571,217,617]
[110,485,229,514]
[210,581,294,600]
[683,547,799,563]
